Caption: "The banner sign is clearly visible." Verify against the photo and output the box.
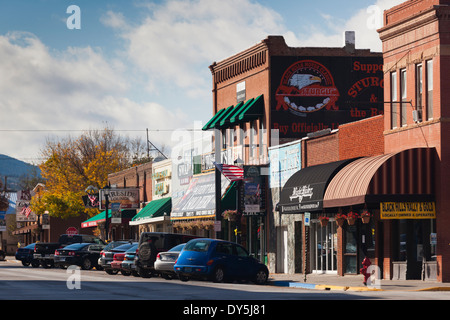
[99,188,139,210]
[380,202,436,219]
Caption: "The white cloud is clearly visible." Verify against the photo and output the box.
[104,0,291,97]
[292,0,405,51]
[0,31,191,161]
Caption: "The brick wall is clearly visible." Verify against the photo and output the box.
[339,115,384,160]
[304,132,339,167]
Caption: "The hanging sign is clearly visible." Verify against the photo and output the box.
[380,202,436,219]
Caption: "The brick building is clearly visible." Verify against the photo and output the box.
[204,33,384,265]
[377,0,448,281]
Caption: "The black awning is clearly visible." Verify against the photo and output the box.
[278,159,356,214]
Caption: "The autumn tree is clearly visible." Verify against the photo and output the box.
[32,127,148,219]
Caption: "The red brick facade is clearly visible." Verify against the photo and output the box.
[379,0,449,281]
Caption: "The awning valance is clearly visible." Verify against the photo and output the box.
[323,148,435,208]
[278,159,356,214]
[130,197,171,225]
[81,209,137,228]
[202,95,264,131]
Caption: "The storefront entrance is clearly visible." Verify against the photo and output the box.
[391,219,436,280]
[310,219,337,274]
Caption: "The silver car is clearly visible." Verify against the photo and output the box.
[154,243,185,280]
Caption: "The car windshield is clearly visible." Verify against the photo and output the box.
[103,241,129,251]
[169,243,185,252]
[125,244,138,253]
[114,243,137,251]
[63,243,89,250]
[184,240,211,252]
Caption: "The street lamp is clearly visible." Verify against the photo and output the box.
[103,186,110,242]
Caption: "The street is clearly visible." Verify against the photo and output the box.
[2,260,450,303]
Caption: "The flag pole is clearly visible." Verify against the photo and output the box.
[214,128,222,240]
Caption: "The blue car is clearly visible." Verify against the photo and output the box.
[174,239,269,285]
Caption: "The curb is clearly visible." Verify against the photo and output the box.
[270,280,383,291]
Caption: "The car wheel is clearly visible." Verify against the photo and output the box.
[81,258,93,270]
[105,268,119,275]
[22,261,30,267]
[179,274,190,282]
[254,268,268,285]
[137,267,152,278]
[31,260,40,268]
[212,266,225,283]
[121,270,131,276]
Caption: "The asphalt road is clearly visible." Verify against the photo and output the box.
[0,259,449,317]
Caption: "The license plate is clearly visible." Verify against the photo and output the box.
[185,267,192,273]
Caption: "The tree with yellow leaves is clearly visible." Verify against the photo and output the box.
[33,127,148,219]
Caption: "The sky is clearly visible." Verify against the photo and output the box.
[0,0,405,164]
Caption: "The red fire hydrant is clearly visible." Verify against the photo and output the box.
[360,257,371,285]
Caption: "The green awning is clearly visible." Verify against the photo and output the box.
[202,107,229,131]
[202,95,264,131]
[81,209,137,228]
[131,197,171,224]
[219,101,243,128]
[231,94,264,124]
[221,181,237,211]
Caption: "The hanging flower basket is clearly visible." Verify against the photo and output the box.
[346,212,359,225]
[222,210,240,222]
[335,213,346,227]
[361,211,371,224]
[319,216,329,227]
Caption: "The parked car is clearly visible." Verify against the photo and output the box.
[34,234,105,268]
[120,243,139,277]
[174,239,269,285]
[54,243,105,270]
[98,240,133,274]
[103,242,137,275]
[136,232,199,278]
[15,243,40,267]
[0,249,5,261]
[154,243,185,280]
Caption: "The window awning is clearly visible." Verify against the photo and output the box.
[171,172,230,220]
[278,159,357,214]
[230,94,263,124]
[202,95,264,131]
[323,148,435,208]
[81,209,137,228]
[129,197,171,226]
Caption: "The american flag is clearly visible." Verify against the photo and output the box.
[21,203,32,218]
[213,162,244,182]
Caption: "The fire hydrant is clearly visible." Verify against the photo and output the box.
[360,257,371,285]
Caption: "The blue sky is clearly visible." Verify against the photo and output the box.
[0,0,404,163]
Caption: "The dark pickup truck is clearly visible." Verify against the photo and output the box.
[33,234,105,268]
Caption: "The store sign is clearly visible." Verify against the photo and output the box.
[380,202,436,219]
[99,188,139,210]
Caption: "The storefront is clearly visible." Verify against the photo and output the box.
[171,172,229,237]
[323,147,436,279]
[277,158,356,274]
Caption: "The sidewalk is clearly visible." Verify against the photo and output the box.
[269,273,450,292]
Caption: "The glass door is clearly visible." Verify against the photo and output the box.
[311,219,337,274]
